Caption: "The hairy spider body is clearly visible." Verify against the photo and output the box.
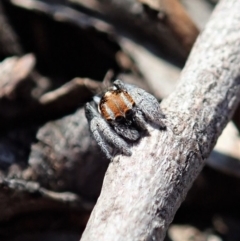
[85,80,165,159]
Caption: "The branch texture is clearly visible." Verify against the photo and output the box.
[81,0,240,240]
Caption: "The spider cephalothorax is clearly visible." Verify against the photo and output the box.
[85,80,165,159]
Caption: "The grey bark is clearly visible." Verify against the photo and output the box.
[80,0,240,240]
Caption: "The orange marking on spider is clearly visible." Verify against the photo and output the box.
[99,90,135,121]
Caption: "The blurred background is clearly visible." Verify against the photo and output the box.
[1,0,240,241]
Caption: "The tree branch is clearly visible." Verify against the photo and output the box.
[80,0,240,240]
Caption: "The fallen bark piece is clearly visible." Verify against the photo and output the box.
[70,0,187,61]
[28,107,109,199]
[0,54,35,99]
[80,0,240,240]
[138,0,199,52]
[0,177,92,237]
[39,77,102,109]
[1,178,84,205]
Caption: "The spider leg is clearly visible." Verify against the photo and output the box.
[91,127,113,159]
[111,122,140,141]
[133,107,148,130]
[85,103,132,158]
[100,122,132,156]
[137,90,166,128]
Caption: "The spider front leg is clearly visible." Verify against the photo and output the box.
[132,106,148,130]
[85,103,132,159]
[111,120,140,141]
[114,80,166,129]
[135,89,166,128]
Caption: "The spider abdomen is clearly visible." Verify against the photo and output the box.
[99,90,135,121]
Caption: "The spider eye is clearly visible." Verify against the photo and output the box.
[125,109,133,117]
[115,115,124,122]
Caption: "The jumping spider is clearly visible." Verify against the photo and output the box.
[85,80,165,159]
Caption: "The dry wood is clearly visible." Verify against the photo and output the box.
[69,0,187,61]
[0,177,91,240]
[28,107,109,199]
[0,178,92,221]
[39,77,103,110]
[80,0,240,240]
[138,0,199,52]
[0,54,35,99]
